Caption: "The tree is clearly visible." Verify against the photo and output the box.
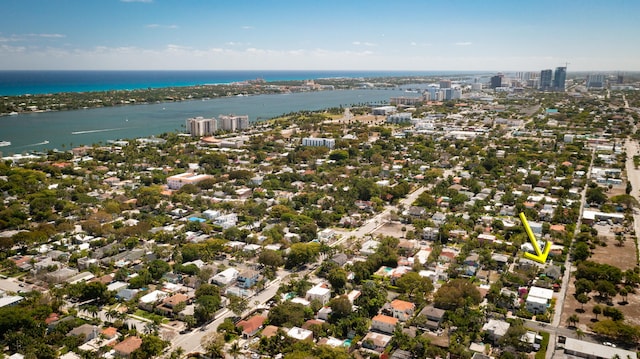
[327,268,347,294]
[285,242,321,269]
[595,280,617,301]
[258,249,284,269]
[572,242,591,262]
[574,278,594,295]
[148,259,171,281]
[567,314,580,327]
[228,295,248,316]
[593,305,602,320]
[195,295,221,324]
[201,333,225,358]
[229,341,242,359]
[433,279,481,310]
[268,301,307,327]
[576,293,590,311]
[396,271,434,304]
[619,287,628,303]
[195,283,220,299]
[329,295,352,320]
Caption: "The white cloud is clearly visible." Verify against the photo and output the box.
[455,41,472,46]
[352,41,377,47]
[241,26,254,30]
[29,33,66,38]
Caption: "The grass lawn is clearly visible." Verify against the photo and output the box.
[133,309,169,324]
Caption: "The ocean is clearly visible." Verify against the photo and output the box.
[0,70,478,96]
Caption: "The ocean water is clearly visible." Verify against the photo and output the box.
[0,70,474,96]
[0,70,484,154]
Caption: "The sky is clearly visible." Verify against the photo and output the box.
[1,0,639,71]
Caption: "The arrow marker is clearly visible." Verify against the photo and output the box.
[519,212,550,264]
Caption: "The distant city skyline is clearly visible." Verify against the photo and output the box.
[1,0,639,71]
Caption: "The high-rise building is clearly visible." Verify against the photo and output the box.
[490,74,503,89]
[539,69,553,91]
[218,114,250,132]
[186,117,217,137]
[439,80,452,89]
[553,67,567,91]
[587,74,605,88]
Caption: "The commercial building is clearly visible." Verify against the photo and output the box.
[563,337,637,359]
[539,69,553,91]
[166,172,213,190]
[301,137,335,149]
[587,73,605,88]
[553,66,567,91]
[490,74,503,89]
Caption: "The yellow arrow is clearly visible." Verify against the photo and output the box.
[519,212,550,264]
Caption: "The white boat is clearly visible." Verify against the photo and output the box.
[0,141,11,147]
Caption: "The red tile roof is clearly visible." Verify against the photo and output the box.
[237,315,267,335]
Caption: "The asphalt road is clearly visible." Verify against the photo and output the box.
[170,277,281,354]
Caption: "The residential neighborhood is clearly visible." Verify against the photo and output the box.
[1,73,640,359]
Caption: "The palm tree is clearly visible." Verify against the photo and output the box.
[145,321,159,335]
[105,309,119,323]
[567,314,579,328]
[229,341,242,359]
[86,305,99,319]
[576,328,585,339]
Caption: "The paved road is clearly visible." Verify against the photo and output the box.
[332,186,429,247]
[170,277,281,355]
[544,148,594,359]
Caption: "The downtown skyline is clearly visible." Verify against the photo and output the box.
[1,0,639,71]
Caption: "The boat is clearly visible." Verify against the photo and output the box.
[0,141,11,147]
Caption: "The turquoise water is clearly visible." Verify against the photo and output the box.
[0,70,482,96]
[0,88,403,154]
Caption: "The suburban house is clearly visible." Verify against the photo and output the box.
[236,315,267,338]
[113,336,143,358]
[237,269,260,289]
[482,319,511,344]
[389,299,415,321]
[211,267,239,287]
[361,331,393,353]
[418,305,446,330]
[287,327,313,341]
[66,324,98,343]
[305,283,331,305]
[525,286,554,314]
[371,314,398,334]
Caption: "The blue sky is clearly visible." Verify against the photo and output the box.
[1,0,638,71]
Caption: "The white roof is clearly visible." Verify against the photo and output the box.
[139,290,168,304]
[106,281,128,292]
[482,319,510,336]
[307,284,331,296]
[0,295,23,308]
[528,286,553,300]
[287,327,313,340]
[564,337,637,359]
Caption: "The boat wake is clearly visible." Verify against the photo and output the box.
[15,140,49,148]
[71,127,126,135]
